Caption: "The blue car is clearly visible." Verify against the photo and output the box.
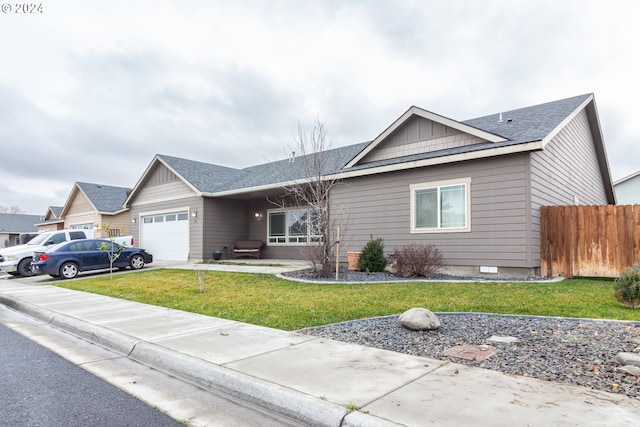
[31,239,153,279]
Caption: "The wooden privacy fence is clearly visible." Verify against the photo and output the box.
[540,205,640,278]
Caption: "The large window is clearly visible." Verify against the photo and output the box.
[410,178,471,233]
[268,207,322,244]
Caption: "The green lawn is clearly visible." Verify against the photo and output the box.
[53,269,640,330]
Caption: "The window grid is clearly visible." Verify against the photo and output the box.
[267,207,323,244]
[411,179,470,233]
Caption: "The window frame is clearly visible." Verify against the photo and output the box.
[410,178,471,233]
[267,207,323,245]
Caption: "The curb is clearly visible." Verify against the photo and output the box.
[0,292,403,427]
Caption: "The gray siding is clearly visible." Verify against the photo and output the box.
[129,196,203,260]
[128,163,204,260]
[246,197,312,260]
[331,154,530,268]
[529,108,609,265]
[362,116,486,164]
[203,198,249,259]
[615,175,640,204]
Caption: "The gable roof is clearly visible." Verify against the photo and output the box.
[463,94,592,146]
[0,213,41,233]
[345,93,593,170]
[345,106,508,168]
[47,206,63,219]
[125,144,369,204]
[126,94,613,202]
[60,182,131,217]
[34,205,64,227]
[157,154,244,194]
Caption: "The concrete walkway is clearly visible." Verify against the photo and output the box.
[0,269,638,426]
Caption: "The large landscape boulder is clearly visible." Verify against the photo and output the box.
[399,308,440,331]
[615,352,640,368]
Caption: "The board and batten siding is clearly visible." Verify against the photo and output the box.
[130,164,197,208]
[361,116,486,164]
[331,153,530,269]
[529,108,609,266]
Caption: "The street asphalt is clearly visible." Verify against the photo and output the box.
[0,261,638,426]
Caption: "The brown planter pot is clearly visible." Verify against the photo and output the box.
[347,251,362,271]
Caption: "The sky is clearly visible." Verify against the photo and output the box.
[1,0,639,214]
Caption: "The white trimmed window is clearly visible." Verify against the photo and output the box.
[267,207,322,244]
[410,178,471,233]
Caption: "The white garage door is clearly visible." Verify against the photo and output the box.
[141,212,189,261]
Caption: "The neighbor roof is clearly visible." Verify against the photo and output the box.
[61,182,131,217]
[48,206,63,219]
[0,213,41,233]
[613,170,640,186]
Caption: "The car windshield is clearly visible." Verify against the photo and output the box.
[27,234,53,245]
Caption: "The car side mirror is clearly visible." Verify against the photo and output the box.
[44,240,54,246]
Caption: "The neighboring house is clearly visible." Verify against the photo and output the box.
[0,213,42,248]
[614,170,640,205]
[124,94,614,278]
[59,182,132,238]
[35,206,64,232]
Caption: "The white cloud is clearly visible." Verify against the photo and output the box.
[0,0,639,213]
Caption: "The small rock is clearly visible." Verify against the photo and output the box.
[628,338,640,346]
[614,352,640,368]
[615,365,640,376]
[487,335,520,344]
[398,308,440,331]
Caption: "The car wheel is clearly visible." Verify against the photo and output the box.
[18,258,34,277]
[59,262,79,279]
[129,254,145,270]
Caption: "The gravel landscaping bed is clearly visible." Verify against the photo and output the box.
[291,271,640,400]
[301,313,640,400]
[282,269,554,282]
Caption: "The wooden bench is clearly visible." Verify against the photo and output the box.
[233,240,264,259]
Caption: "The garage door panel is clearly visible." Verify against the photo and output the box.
[141,212,189,261]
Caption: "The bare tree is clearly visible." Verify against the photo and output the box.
[0,205,25,214]
[96,223,126,279]
[270,117,348,277]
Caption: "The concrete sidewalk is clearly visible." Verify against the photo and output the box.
[0,279,638,426]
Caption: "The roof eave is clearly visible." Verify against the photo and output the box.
[333,140,544,180]
[203,178,317,198]
[614,170,640,186]
[124,155,202,207]
[59,183,99,219]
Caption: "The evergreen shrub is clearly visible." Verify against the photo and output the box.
[358,236,387,273]
[614,264,640,309]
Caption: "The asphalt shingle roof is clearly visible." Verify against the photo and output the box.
[217,142,370,192]
[153,94,593,195]
[345,94,592,172]
[77,182,131,213]
[157,155,244,193]
[0,213,41,232]
[462,93,591,144]
[49,206,63,219]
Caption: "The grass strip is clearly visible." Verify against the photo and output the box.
[54,269,640,330]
